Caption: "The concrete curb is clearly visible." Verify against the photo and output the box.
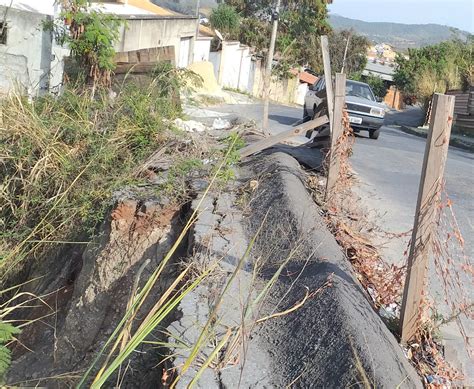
[243,151,422,388]
[400,125,474,153]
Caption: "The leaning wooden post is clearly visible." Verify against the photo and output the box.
[325,73,346,200]
[399,93,455,343]
[321,35,334,130]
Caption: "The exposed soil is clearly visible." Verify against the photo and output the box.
[5,134,421,388]
[7,188,188,388]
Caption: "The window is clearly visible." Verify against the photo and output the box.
[346,81,375,102]
[0,22,7,45]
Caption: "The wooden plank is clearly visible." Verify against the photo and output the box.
[114,46,175,67]
[138,48,150,63]
[239,115,329,158]
[321,35,334,134]
[399,93,455,344]
[128,50,139,64]
[114,51,129,63]
[325,73,346,200]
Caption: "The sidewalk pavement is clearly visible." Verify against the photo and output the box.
[399,125,474,153]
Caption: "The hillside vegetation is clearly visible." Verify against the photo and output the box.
[330,14,470,49]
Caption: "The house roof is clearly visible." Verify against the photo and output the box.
[363,61,396,81]
[0,0,58,15]
[0,0,183,18]
[91,1,198,20]
[112,0,176,16]
[199,24,215,38]
[299,71,318,85]
[90,2,156,15]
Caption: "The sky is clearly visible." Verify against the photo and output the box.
[328,0,474,33]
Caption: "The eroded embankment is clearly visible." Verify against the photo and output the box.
[7,189,188,387]
[7,146,422,388]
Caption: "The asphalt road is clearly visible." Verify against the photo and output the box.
[212,103,473,262]
[209,102,474,380]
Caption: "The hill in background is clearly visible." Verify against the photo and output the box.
[151,1,469,49]
[329,14,469,49]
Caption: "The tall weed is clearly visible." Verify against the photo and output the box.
[0,77,185,282]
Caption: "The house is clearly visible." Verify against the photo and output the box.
[92,0,198,68]
[363,61,395,82]
[0,0,68,96]
[367,43,397,63]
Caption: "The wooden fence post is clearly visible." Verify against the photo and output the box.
[321,35,334,130]
[399,93,455,343]
[325,73,346,200]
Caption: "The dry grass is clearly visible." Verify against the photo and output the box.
[307,111,406,307]
[0,74,216,285]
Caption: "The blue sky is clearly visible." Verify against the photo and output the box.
[328,0,474,33]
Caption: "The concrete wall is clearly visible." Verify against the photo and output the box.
[295,82,308,106]
[116,17,196,67]
[207,40,301,105]
[0,6,66,96]
[237,46,251,92]
[209,51,221,81]
[218,41,240,88]
[384,85,404,110]
[217,41,252,92]
[252,58,299,105]
[193,38,211,63]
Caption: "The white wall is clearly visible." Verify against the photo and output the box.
[116,18,196,66]
[219,41,240,88]
[0,0,58,15]
[238,46,251,92]
[209,51,221,80]
[296,83,308,106]
[193,38,211,63]
[218,41,252,91]
[0,6,66,96]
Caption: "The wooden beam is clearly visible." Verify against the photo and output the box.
[399,93,455,343]
[239,115,329,158]
[321,35,334,134]
[325,73,346,200]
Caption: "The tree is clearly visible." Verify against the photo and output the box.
[210,3,240,39]
[394,36,474,105]
[225,0,331,72]
[276,0,331,70]
[50,0,123,88]
[328,29,369,75]
[213,0,338,77]
[352,73,388,99]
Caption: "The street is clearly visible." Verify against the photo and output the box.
[208,101,474,379]
[211,103,473,263]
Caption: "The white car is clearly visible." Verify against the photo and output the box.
[304,79,386,139]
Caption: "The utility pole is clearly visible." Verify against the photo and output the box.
[341,32,351,73]
[195,0,201,39]
[262,0,281,134]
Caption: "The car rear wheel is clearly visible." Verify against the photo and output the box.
[305,109,320,138]
[303,107,310,123]
[369,129,380,139]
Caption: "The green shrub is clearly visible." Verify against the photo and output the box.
[351,72,388,99]
[210,4,240,39]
